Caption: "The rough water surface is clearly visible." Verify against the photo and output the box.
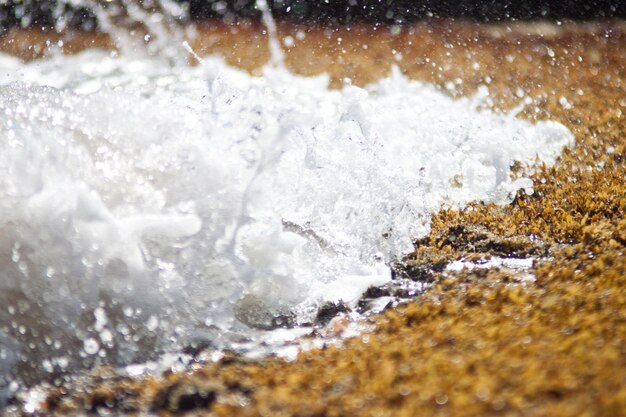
[0,47,573,394]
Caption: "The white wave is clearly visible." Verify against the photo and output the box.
[0,49,573,388]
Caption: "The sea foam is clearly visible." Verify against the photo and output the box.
[0,48,572,390]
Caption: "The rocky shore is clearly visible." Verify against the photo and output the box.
[2,19,625,416]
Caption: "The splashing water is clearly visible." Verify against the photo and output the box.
[255,0,286,67]
[0,2,574,399]
[59,0,189,59]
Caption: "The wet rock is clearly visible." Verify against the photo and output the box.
[362,285,392,299]
[153,379,220,412]
[402,252,448,282]
[357,297,394,314]
[315,301,350,326]
[435,224,550,258]
[234,294,296,330]
[183,337,217,357]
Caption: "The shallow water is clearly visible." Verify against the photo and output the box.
[0,14,573,399]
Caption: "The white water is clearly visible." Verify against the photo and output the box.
[0,4,573,398]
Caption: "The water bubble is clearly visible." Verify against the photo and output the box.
[435,394,449,405]
[53,357,68,370]
[99,329,114,344]
[83,338,100,355]
[23,402,36,413]
[146,316,159,332]
[559,96,573,109]
[42,360,53,373]
[283,36,295,48]
[123,307,134,318]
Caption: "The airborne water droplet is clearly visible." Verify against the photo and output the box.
[83,338,100,355]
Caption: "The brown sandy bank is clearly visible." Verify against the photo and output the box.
[2,19,626,417]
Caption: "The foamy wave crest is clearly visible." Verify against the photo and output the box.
[0,50,573,389]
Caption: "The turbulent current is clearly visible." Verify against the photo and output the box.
[0,24,573,398]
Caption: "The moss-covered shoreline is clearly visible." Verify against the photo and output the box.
[3,19,625,416]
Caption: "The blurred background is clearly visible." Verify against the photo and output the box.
[0,0,625,32]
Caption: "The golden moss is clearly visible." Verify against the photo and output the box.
[2,19,625,417]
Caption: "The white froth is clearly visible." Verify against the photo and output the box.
[0,49,573,387]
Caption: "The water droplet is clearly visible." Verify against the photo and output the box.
[146,315,159,331]
[283,36,294,48]
[83,338,100,355]
[435,394,449,405]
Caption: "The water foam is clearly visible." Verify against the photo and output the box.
[0,43,573,390]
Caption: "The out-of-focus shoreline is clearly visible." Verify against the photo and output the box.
[1,19,625,87]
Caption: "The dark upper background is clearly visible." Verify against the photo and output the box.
[1,0,625,32]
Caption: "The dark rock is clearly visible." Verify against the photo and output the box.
[315,301,350,326]
[153,380,220,412]
[362,286,392,299]
[182,337,217,357]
